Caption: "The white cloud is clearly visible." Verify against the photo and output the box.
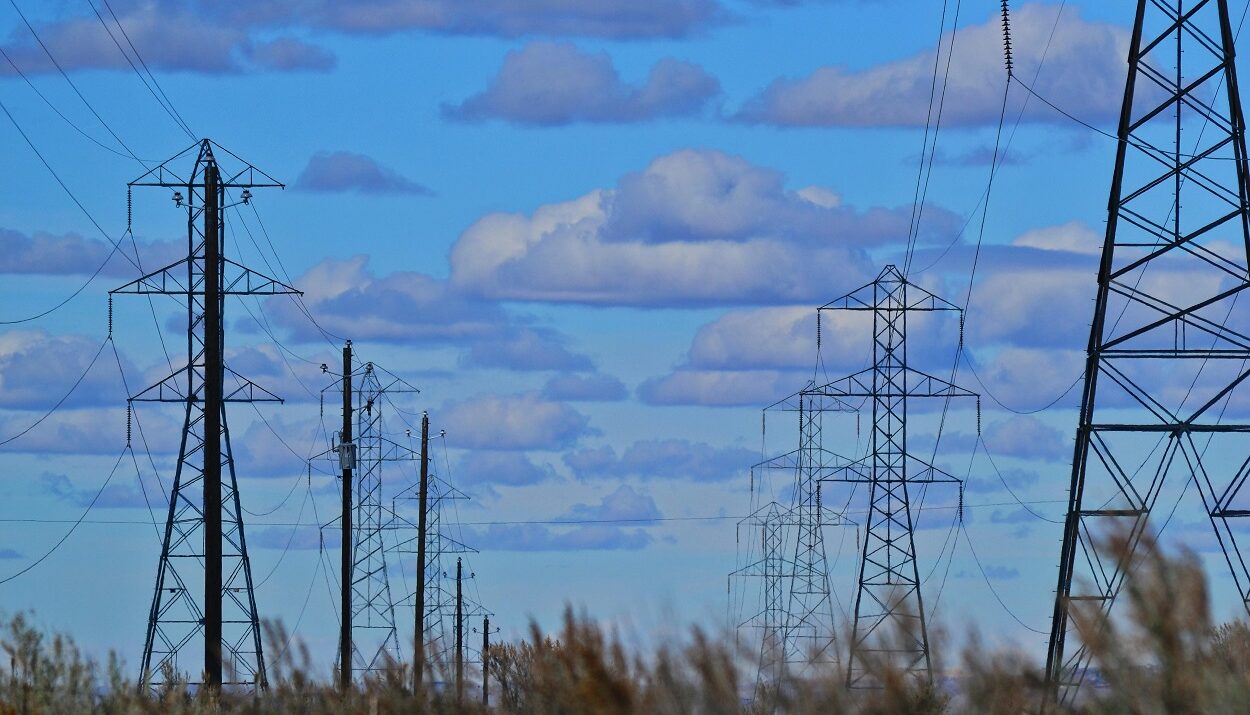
[439,392,591,450]
[449,149,952,306]
[445,42,720,125]
[737,3,1127,127]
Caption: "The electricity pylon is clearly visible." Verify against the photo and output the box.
[1047,0,1250,704]
[815,265,975,688]
[118,139,298,689]
[732,451,849,693]
[322,356,422,682]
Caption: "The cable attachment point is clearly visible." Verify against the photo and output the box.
[1001,0,1014,79]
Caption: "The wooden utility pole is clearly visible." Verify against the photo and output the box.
[414,412,430,691]
[455,558,463,704]
[339,341,353,689]
[202,158,223,688]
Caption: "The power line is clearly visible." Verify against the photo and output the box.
[0,446,127,585]
[0,497,1072,528]
[85,0,195,139]
[6,0,148,164]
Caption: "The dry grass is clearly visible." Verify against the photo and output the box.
[1,537,1248,713]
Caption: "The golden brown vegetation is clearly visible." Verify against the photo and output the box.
[1,537,1248,713]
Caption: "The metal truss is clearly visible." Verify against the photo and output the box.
[816,265,976,688]
[1047,0,1250,705]
[392,460,487,671]
[120,140,297,689]
[731,449,850,694]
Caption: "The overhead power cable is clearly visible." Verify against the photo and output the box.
[0,446,127,585]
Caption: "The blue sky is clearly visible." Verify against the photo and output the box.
[0,0,1246,675]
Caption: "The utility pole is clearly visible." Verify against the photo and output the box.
[482,616,490,708]
[126,140,294,690]
[455,557,464,705]
[340,341,354,689]
[414,411,430,692]
[1046,1,1250,706]
[202,159,223,688]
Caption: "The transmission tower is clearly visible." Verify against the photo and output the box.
[815,265,975,688]
[1047,0,1250,704]
[394,439,487,674]
[732,314,853,684]
[351,362,421,678]
[117,139,298,688]
[322,355,422,681]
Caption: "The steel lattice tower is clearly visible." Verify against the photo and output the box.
[1047,0,1250,704]
[118,140,298,688]
[394,449,480,668]
[816,265,975,688]
[348,363,409,677]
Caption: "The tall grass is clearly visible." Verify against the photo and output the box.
[2,536,1248,713]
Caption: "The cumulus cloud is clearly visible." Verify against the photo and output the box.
[542,373,628,402]
[41,472,160,509]
[0,407,177,455]
[4,0,725,80]
[564,439,754,482]
[439,392,591,450]
[461,485,663,551]
[459,327,593,372]
[0,331,124,409]
[207,0,724,39]
[561,485,662,522]
[0,4,334,76]
[243,37,335,72]
[232,415,322,478]
[637,368,801,407]
[445,42,720,125]
[982,415,1069,462]
[738,4,1127,127]
[0,227,179,278]
[455,451,556,488]
[465,522,653,551]
[295,151,433,196]
[449,149,953,306]
[268,256,507,343]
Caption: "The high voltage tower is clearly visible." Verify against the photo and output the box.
[395,443,488,681]
[116,140,299,689]
[816,266,975,688]
[324,347,421,682]
[1047,0,1250,704]
[732,266,976,689]
[320,352,488,689]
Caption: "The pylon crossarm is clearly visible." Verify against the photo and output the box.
[111,258,194,295]
[223,368,283,402]
[221,259,301,295]
[820,265,962,313]
[811,366,978,400]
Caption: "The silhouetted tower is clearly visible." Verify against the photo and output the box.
[816,265,975,688]
[119,140,297,688]
[350,362,411,677]
[732,496,791,689]
[1047,0,1250,704]
[323,357,421,682]
[779,387,851,670]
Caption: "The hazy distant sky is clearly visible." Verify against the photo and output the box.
[0,0,1239,671]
